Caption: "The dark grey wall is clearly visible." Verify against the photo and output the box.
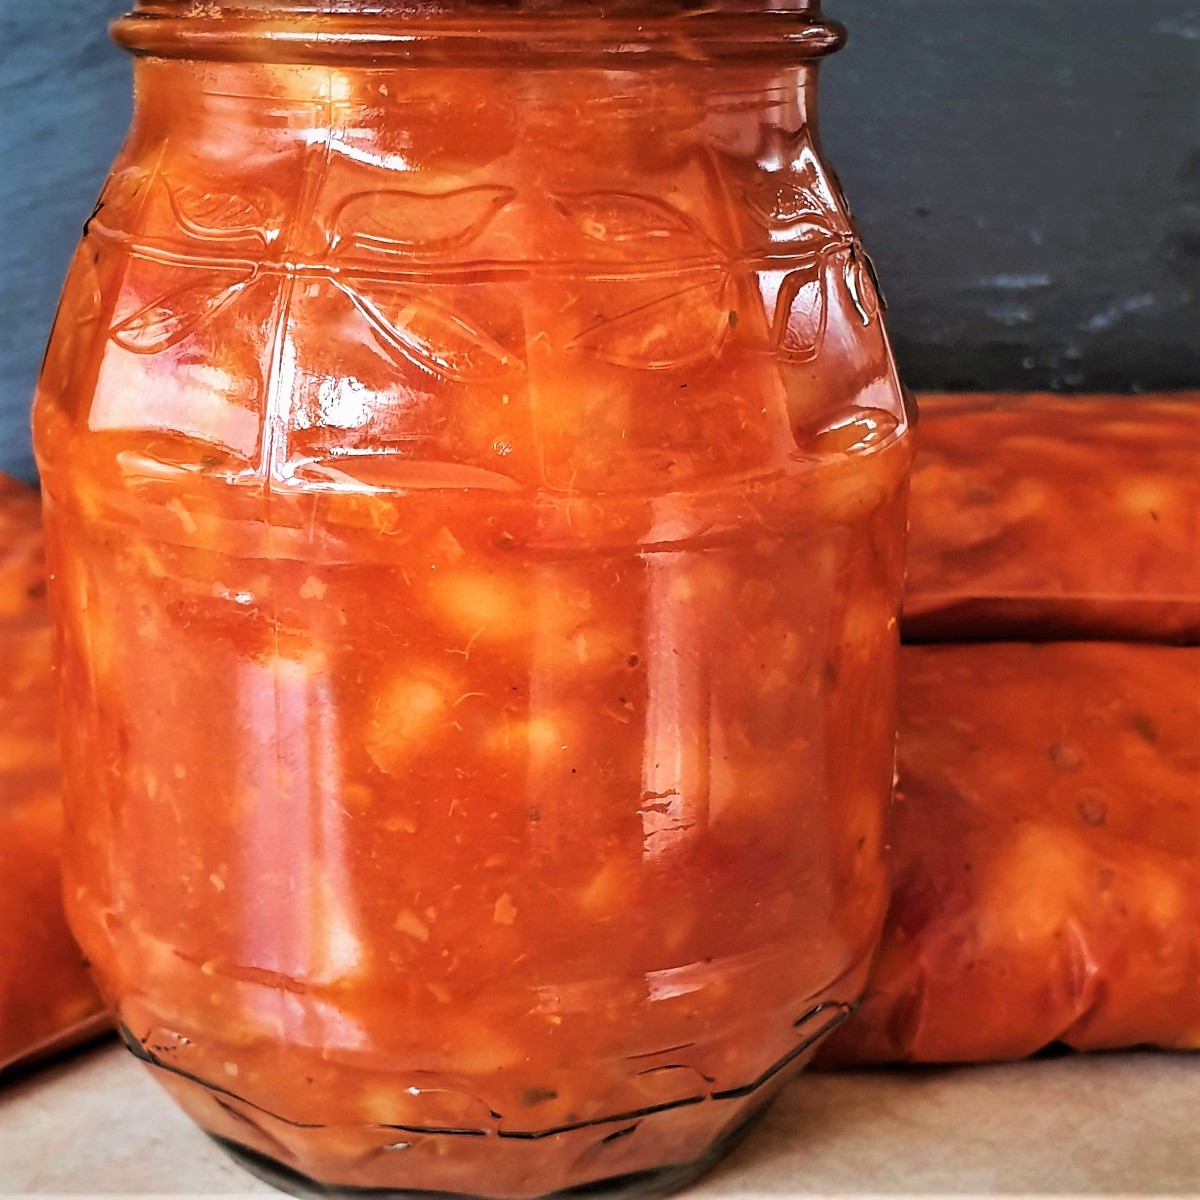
[822,0,1200,397]
[1,0,1197,483]
[1,3,129,483]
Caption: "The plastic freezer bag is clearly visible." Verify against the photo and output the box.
[821,642,1200,1065]
[904,394,1200,643]
[0,475,108,1074]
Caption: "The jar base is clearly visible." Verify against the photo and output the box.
[211,1107,765,1200]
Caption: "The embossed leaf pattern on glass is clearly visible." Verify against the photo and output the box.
[745,178,842,248]
[844,244,883,326]
[772,243,881,360]
[553,191,718,256]
[166,178,278,245]
[102,173,525,381]
[744,132,881,360]
[88,168,153,236]
[110,270,256,355]
[103,173,278,355]
[98,162,867,380]
[328,184,522,380]
[569,274,734,371]
[332,185,516,255]
[554,192,733,369]
[42,247,105,398]
[337,281,524,383]
[742,131,848,245]
[772,258,828,365]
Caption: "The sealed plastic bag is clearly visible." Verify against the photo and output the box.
[904,394,1200,643]
[1,475,108,1074]
[821,641,1200,1065]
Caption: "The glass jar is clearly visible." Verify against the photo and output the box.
[33,2,912,1195]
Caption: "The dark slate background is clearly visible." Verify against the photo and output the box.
[1,0,1197,483]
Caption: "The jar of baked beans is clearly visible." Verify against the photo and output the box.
[34,2,912,1194]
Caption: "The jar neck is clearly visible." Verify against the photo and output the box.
[113,1,845,67]
[115,54,827,238]
[123,54,821,148]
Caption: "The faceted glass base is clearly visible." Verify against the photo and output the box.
[213,1107,766,1200]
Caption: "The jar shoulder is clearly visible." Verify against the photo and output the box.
[35,70,906,495]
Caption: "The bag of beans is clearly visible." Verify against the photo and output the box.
[904,393,1200,643]
[821,642,1200,1064]
[0,475,108,1074]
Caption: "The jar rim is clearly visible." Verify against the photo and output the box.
[112,2,847,66]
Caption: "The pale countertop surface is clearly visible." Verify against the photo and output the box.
[1,1044,1197,1199]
